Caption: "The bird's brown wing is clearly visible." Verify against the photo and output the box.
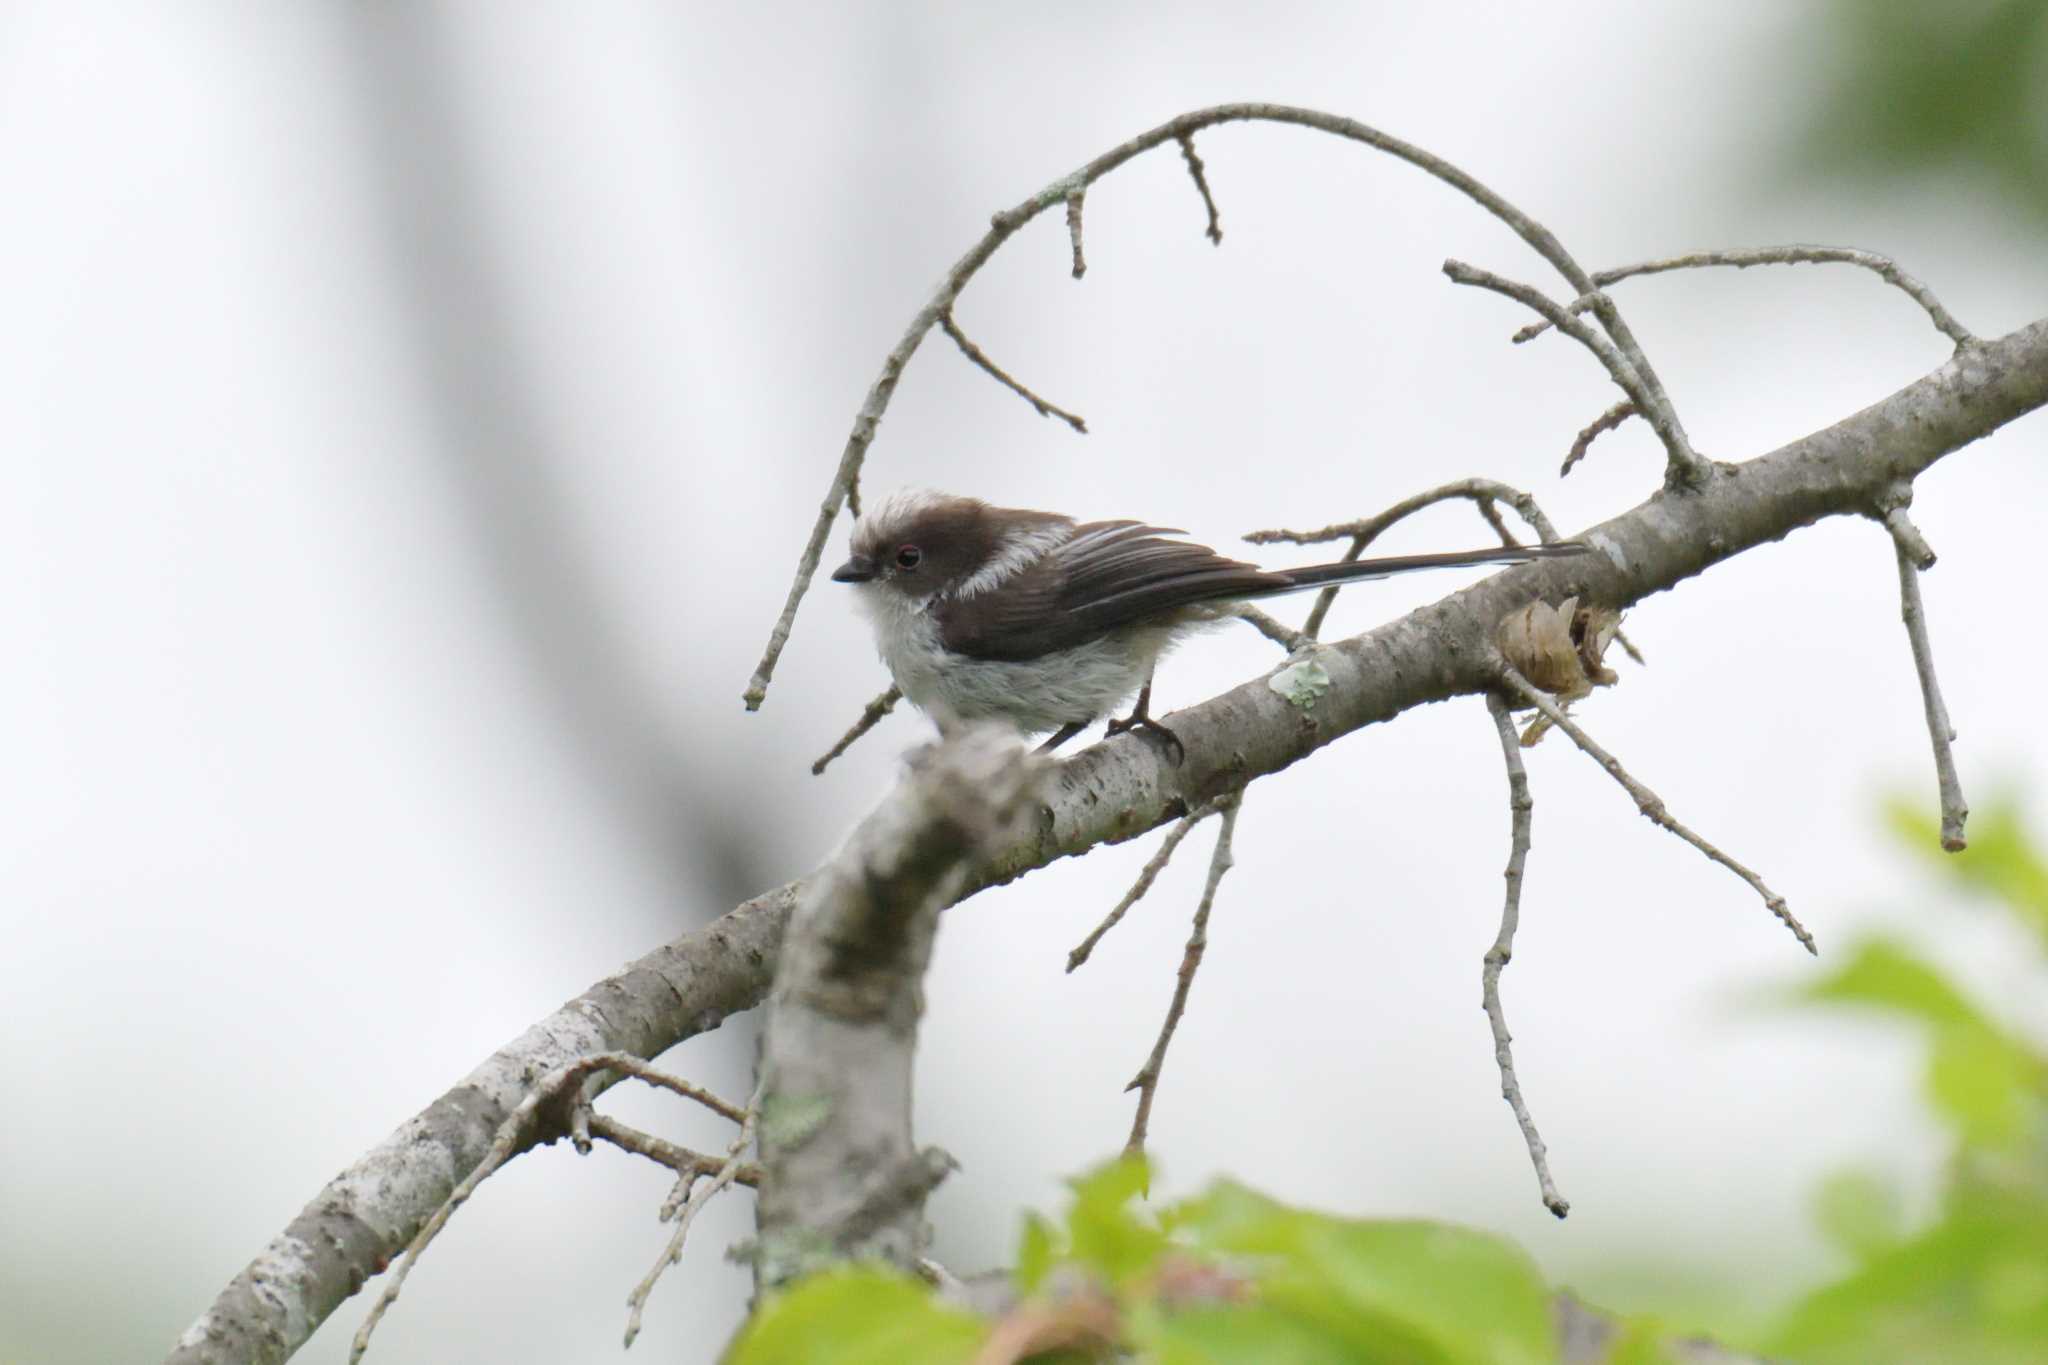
[937,521,1285,661]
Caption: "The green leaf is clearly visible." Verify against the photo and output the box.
[727,1268,985,1365]
[1926,1024,2040,1147]
[1791,0,2048,228]
[1174,1182,1555,1365]
[1151,1302,1368,1364]
[1604,1317,1683,1365]
[1790,937,1985,1031]
[1883,796,2048,949]
[1015,1211,1058,1294]
[1811,1169,1905,1262]
[1769,1206,2048,1365]
[1065,1155,1169,1286]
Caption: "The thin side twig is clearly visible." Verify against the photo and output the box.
[1495,662,1815,954]
[623,1086,762,1349]
[349,1051,742,1363]
[1247,477,1564,641]
[1514,246,1975,350]
[1444,260,1704,484]
[1561,400,1640,478]
[1234,604,1308,652]
[1177,133,1224,244]
[813,685,903,776]
[1124,797,1240,1159]
[1065,191,1087,278]
[1483,693,1569,1217]
[1475,495,1515,545]
[939,311,1089,433]
[587,1114,763,1189]
[1884,507,1968,851]
[1068,804,1219,971]
[748,102,1694,709]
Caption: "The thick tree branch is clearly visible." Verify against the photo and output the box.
[171,317,2048,1364]
[754,726,1051,1290]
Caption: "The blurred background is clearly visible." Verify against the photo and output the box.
[3,2,2046,1360]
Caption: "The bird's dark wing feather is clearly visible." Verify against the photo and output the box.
[937,521,1286,660]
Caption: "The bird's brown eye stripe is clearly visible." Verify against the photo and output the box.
[895,545,923,569]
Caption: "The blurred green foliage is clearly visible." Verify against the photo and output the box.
[1799,0,2048,225]
[731,803,2048,1361]
[732,1158,1587,1363]
[1759,797,2048,1364]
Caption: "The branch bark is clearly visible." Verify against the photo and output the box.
[169,316,2048,1363]
[753,726,1050,1289]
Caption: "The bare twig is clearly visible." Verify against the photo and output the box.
[1883,503,1937,571]
[350,1051,741,1363]
[1068,804,1219,971]
[939,310,1089,433]
[1445,260,1704,484]
[749,102,1696,710]
[1496,662,1816,954]
[1884,507,1968,851]
[624,1087,761,1348]
[1513,246,1976,351]
[1474,495,1515,546]
[1124,797,1240,1158]
[1483,693,1568,1217]
[813,685,903,776]
[1233,604,1308,652]
[1561,400,1640,478]
[587,1114,763,1189]
[1248,477,1565,641]
[1249,478,1564,548]
[1176,133,1224,244]
[1065,191,1087,279]
[600,1057,749,1126]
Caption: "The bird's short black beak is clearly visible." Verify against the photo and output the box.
[831,554,876,584]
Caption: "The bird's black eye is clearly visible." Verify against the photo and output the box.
[895,544,923,570]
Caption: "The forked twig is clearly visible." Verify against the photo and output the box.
[813,685,903,775]
[1483,693,1568,1217]
[748,102,1693,709]
[588,1114,763,1188]
[623,1086,762,1348]
[1515,246,1976,351]
[1248,477,1565,641]
[939,310,1089,433]
[1124,797,1240,1158]
[1069,803,1220,971]
[1883,507,1968,850]
[1444,260,1703,484]
[1495,662,1816,954]
[350,1053,747,1363]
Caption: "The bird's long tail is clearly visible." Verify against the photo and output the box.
[1253,540,1589,597]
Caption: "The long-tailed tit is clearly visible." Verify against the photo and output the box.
[833,490,1585,756]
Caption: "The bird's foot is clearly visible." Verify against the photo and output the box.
[1105,711,1184,767]
[1035,721,1089,755]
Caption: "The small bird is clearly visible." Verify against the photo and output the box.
[832,490,1585,757]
